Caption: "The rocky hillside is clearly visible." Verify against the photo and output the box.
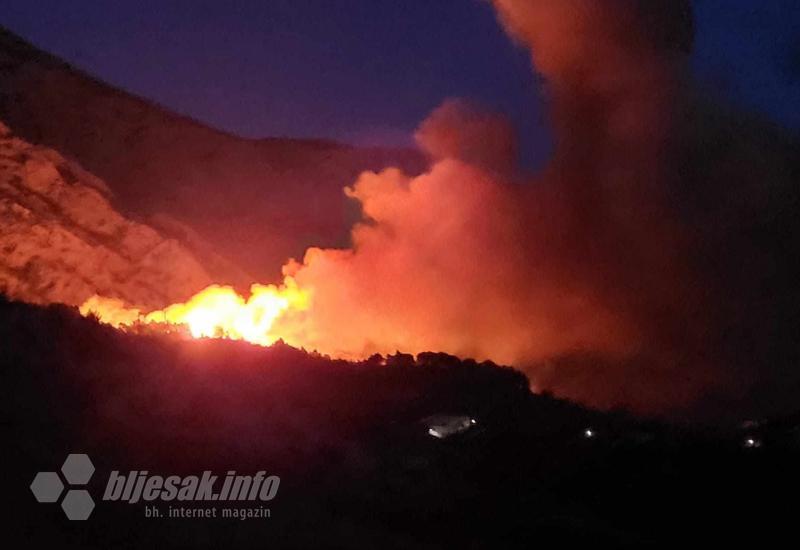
[0,27,426,279]
[0,120,212,309]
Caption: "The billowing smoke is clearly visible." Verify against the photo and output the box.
[282,154,632,365]
[414,98,518,175]
[73,1,796,420]
[275,0,799,420]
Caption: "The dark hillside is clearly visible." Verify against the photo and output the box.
[3,297,799,547]
[0,27,427,279]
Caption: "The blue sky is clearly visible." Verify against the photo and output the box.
[3,0,798,161]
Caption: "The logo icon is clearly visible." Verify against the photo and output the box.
[30,454,95,520]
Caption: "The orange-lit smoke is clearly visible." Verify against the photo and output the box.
[81,0,699,410]
[82,0,800,420]
[279,157,635,364]
[82,153,630,363]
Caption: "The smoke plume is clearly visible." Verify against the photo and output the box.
[270,0,800,420]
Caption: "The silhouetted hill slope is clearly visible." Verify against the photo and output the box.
[3,297,800,548]
[0,27,427,279]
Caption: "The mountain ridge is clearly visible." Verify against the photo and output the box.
[0,26,427,280]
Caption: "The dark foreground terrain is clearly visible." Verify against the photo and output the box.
[2,296,799,548]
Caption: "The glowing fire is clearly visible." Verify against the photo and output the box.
[80,277,310,347]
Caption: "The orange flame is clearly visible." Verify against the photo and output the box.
[80,277,310,347]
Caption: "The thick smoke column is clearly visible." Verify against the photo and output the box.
[282,151,631,365]
[277,0,699,407]
[488,0,718,412]
[493,0,799,418]
[78,0,797,420]
[279,0,800,420]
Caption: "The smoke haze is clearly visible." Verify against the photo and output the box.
[271,0,800,419]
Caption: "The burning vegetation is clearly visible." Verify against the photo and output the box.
[4,0,799,422]
[81,279,309,347]
[3,2,800,546]
[73,0,800,422]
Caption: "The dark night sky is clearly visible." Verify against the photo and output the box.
[3,0,799,160]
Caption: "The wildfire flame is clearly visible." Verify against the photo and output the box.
[80,277,310,347]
